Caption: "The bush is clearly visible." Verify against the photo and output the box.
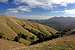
[14,36,20,42]
[0,33,4,38]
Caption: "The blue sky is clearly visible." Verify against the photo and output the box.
[0,0,75,19]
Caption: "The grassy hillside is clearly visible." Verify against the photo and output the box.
[6,17,38,42]
[0,39,25,50]
[21,35,75,50]
[0,16,75,50]
[0,16,59,47]
[0,17,17,40]
[15,19,58,41]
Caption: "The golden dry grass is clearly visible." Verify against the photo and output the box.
[0,39,25,50]
[20,35,75,50]
[0,16,60,50]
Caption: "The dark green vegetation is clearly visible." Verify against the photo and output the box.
[0,16,75,50]
[21,35,75,50]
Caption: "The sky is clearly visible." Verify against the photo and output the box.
[0,0,75,19]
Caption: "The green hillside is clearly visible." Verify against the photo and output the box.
[0,16,58,47]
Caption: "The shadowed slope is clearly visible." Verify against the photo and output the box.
[21,35,75,50]
[15,19,58,43]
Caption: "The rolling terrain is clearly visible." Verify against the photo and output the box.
[0,16,75,50]
[0,39,25,50]
[22,34,75,50]
[0,16,60,49]
[30,17,75,31]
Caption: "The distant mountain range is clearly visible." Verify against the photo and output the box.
[29,17,75,31]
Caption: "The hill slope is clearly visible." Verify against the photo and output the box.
[0,16,58,48]
[21,34,75,50]
[0,39,25,50]
[0,16,75,50]
[30,17,75,31]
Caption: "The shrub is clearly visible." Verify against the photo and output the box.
[0,33,3,38]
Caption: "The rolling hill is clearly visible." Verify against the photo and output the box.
[29,17,75,31]
[0,16,60,49]
[21,34,75,50]
[0,16,75,50]
[0,39,25,50]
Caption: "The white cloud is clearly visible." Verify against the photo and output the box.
[15,0,54,10]
[0,0,75,10]
[64,9,75,14]
[15,0,75,10]
[7,9,19,13]
[5,6,32,14]
[50,0,75,4]
[17,6,32,12]
[0,0,8,3]
[2,0,75,17]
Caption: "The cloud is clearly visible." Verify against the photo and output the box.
[1,0,75,17]
[15,0,75,10]
[17,6,31,12]
[5,6,32,14]
[2,0,75,13]
[64,9,75,14]
[1,0,75,10]
[0,0,8,3]
[50,0,75,4]
[7,9,19,13]
[15,0,54,10]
